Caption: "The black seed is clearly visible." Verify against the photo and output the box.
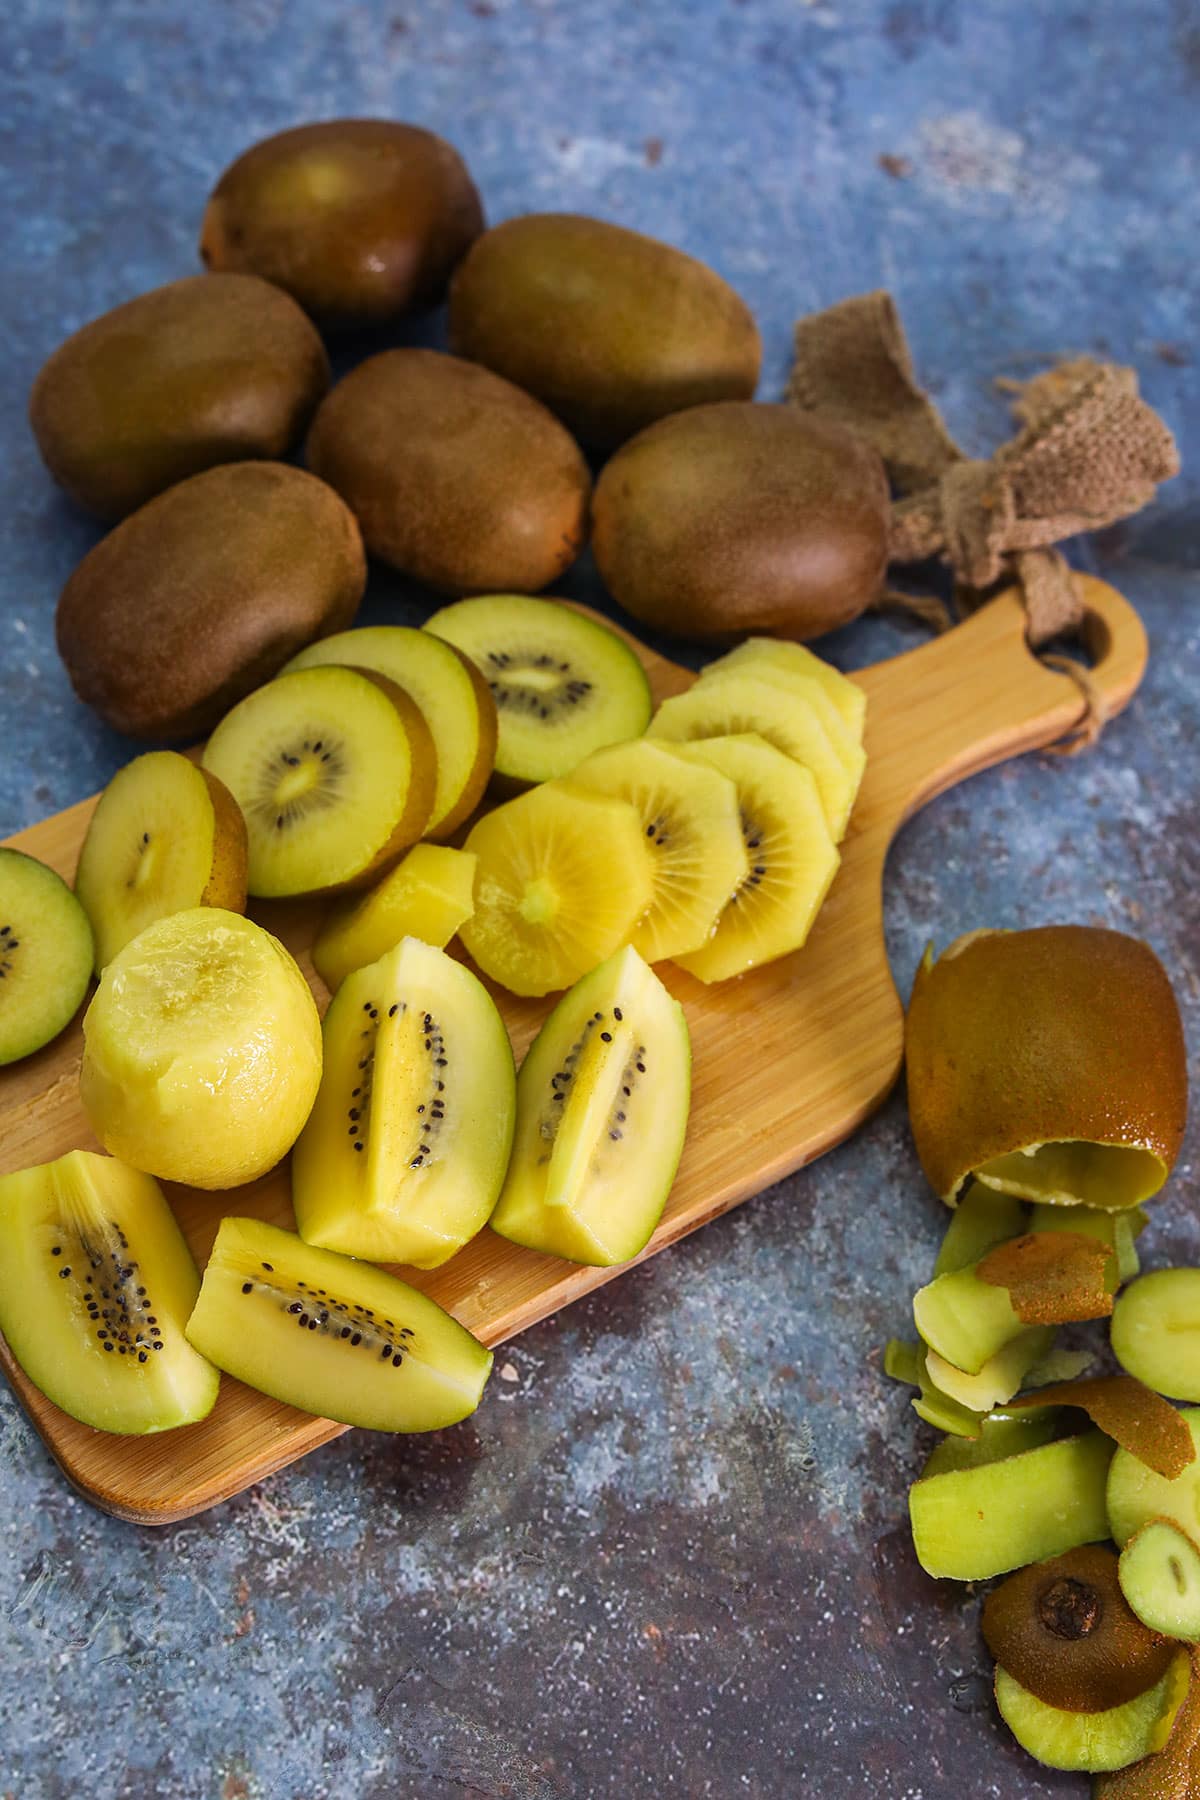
[392,1354,403,1367]
[614,1008,623,1021]
[262,1263,273,1272]
[298,1313,309,1327]
[138,1352,147,1363]
[354,1141,364,1152]
[104,1342,114,1352]
[389,1004,398,1017]
[622,1086,631,1096]
[97,1331,107,1340]
[350,1332,362,1346]
[352,1087,361,1098]
[381,1344,392,1358]
[636,1062,645,1072]
[51,1246,61,1256]
[288,1302,302,1314]
[152,1341,163,1350]
[617,1111,626,1122]
[241,1282,253,1295]
[59,1266,71,1278]
[340,1327,350,1339]
[594,1012,603,1021]
[363,1002,372,1012]
[417,1104,425,1114]
[610,1130,621,1140]
[349,1109,360,1121]
[307,1318,318,1330]
[600,1031,612,1042]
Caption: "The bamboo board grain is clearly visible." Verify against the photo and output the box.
[0,576,1146,1523]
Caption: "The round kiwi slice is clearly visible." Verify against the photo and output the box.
[283,626,497,840]
[983,1545,1175,1713]
[1120,1520,1200,1642]
[424,594,652,787]
[74,751,248,972]
[0,847,93,1065]
[202,665,436,897]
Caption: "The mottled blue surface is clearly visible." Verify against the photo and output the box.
[1,3,1197,1796]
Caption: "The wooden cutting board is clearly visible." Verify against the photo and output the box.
[0,576,1146,1523]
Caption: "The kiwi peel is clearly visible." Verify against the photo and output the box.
[1010,1376,1196,1481]
[0,847,94,1066]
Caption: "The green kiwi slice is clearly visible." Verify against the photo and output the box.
[185,1216,492,1431]
[424,593,653,786]
[1108,1410,1200,1548]
[1112,1271,1200,1402]
[1120,1519,1200,1642]
[995,1653,1189,1774]
[292,936,515,1269]
[0,847,93,1065]
[0,1150,218,1433]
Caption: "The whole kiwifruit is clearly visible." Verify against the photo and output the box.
[447,212,761,448]
[590,401,890,641]
[981,1544,1174,1713]
[56,463,366,740]
[200,120,484,326]
[306,349,590,594]
[29,274,329,521]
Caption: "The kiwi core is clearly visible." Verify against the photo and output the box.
[518,879,558,926]
[485,649,593,717]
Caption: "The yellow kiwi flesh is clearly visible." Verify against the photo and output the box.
[701,637,867,738]
[313,845,477,993]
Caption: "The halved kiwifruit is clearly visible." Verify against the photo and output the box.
[74,750,248,971]
[0,847,93,1066]
[424,594,652,787]
[983,1544,1175,1713]
[283,625,496,839]
[994,1651,1190,1774]
[202,664,436,897]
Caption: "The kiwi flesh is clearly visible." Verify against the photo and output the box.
[647,672,864,842]
[1120,1520,1200,1642]
[1032,1200,1145,1286]
[0,1150,218,1433]
[313,845,477,993]
[662,734,840,983]
[424,594,652,787]
[185,1215,492,1431]
[0,847,93,1066]
[461,781,653,998]
[1108,1411,1200,1548]
[924,1325,1056,1413]
[700,638,866,738]
[74,751,247,972]
[202,665,436,897]
[489,945,691,1266]
[934,1181,1028,1276]
[292,937,515,1269]
[1112,1271,1200,1402]
[283,626,497,840]
[566,738,748,962]
[994,1654,1189,1774]
[920,1409,1063,1476]
[911,1259,1027,1375]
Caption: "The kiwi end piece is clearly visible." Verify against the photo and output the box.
[0,847,94,1066]
[994,1651,1190,1774]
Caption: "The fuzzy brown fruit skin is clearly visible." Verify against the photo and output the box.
[197,768,249,915]
[200,120,484,327]
[591,402,889,642]
[905,926,1188,1209]
[28,274,330,522]
[306,350,591,595]
[56,462,366,741]
[447,213,761,449]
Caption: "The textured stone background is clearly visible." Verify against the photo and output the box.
[1,2,1197,1796]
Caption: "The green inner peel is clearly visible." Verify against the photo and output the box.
[977,1140,1168,1211]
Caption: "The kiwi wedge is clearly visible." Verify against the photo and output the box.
[983,1544,1175,1713]
[0,847,93,1066]
[1108,1410,1200,1548]
[909,1430,1113,1579]
[995,1653,1189,1774]
[74,751,247,971]
[292,937,515,1269]
[1112,1271,1200,1402]
[313,845,477,993]
[489,945,691,1266]
[647,672,864,842]
[424,594,652,787]
[0,1150,218,1434]
[662,735,840,983]
[461,782,653,998]
[699,638,867,738]
[185,1216,492,1431]
[283,626,497,840]
[566,738,748,962]
[202,665,436,897]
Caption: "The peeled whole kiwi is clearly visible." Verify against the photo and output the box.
[447,213,761,448]
[29,274,330,521]
[201,120,484,327]
[56,463,366,740]
[306,349,590,594]
[591,402,890,641]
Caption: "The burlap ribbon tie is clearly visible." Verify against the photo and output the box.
[786,292,1180,652]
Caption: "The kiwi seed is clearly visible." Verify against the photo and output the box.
[484,649,594,722]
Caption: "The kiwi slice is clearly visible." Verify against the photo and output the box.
[994,1653,1189,1774]
[460,781,653,997]
[74,751,248,971]
[934,1180,1028,1276]
[489,944,690,1266]
[1120,1520,1200,1642]
[909,1430,1113,1580]
[424,594,653,786]
[566,738,748,962]
[0,847,93,1065]
[983,1544,1175,1713]
[292,937,515,1269]
[202,665,436,897]
[1112,1271,1200,1402]
[662,734,839,983]
[920,1409,1063,1476]
[647,672,865,841]
[1108,1410,1200,1548]
[313,844,477,992]
[698,637,867,738]
[185,1216,492,1431]
[283,626,497,840]
[0,1150,218,1433]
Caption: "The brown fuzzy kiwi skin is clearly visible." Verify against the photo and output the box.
[422,644,499,841]
[197,768,249,915]
[982,1544,1174,1714]
[29,274,330,521]
[590,402,889,642]
[55,463,366,742]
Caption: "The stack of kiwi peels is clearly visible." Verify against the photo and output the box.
[888,926,1196,1787]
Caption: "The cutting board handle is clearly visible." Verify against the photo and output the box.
[860,574,1149,837]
